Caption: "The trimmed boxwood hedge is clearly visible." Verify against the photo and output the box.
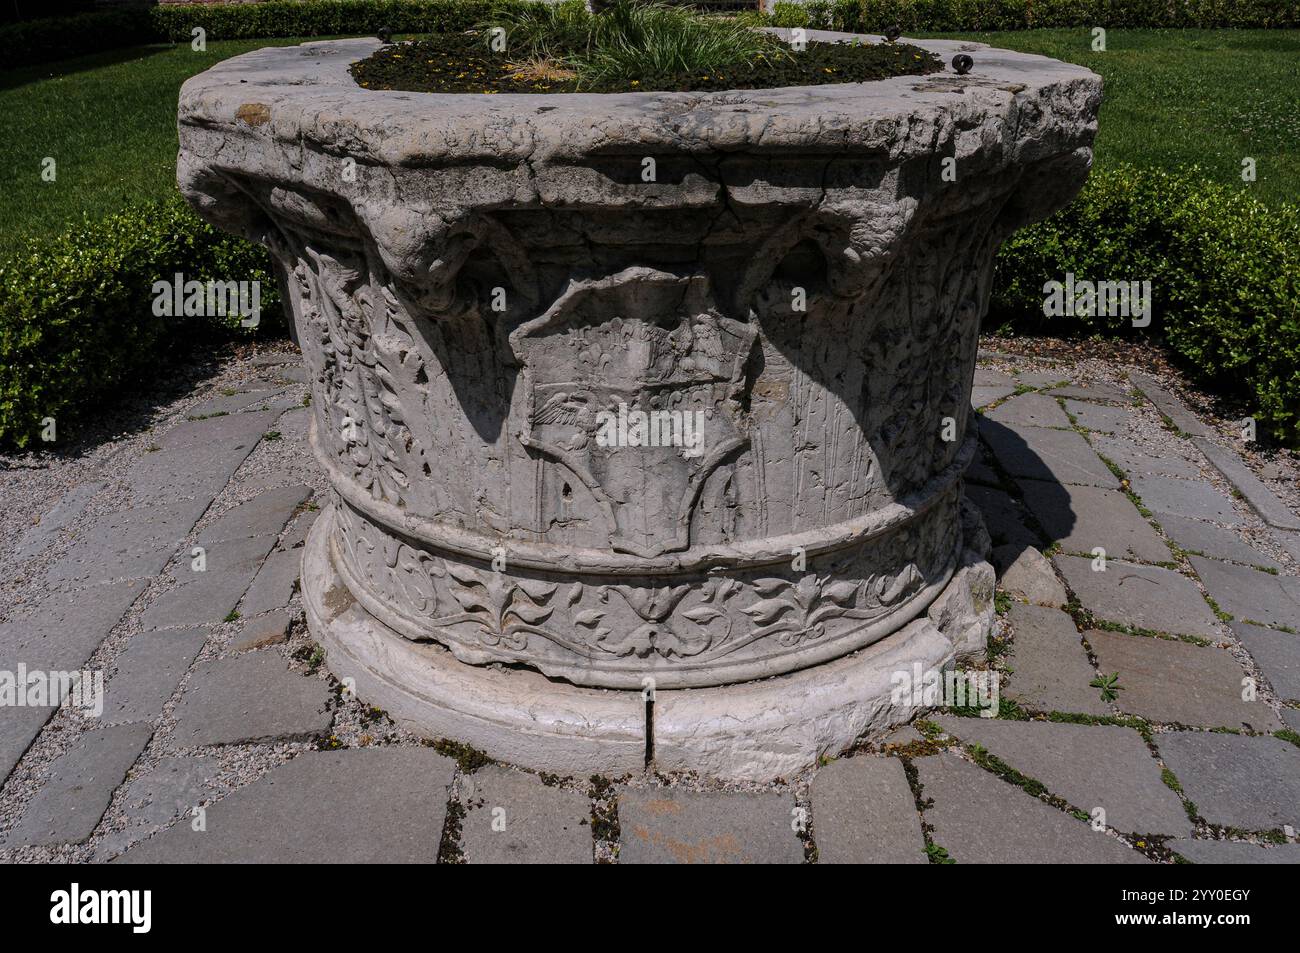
[992,165,1300,444]
[3,167,1297,448]
[4,0,1298,71]
[0,197,278,449]
[760,0,1299,31]
[2,1,528,70]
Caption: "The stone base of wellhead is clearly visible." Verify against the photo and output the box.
[303,499,994,782]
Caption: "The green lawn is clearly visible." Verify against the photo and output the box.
[928,28,1300,205]
[1,28,1296,254]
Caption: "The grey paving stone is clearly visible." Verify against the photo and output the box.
[270,364,309,384]
[251,352,300,367]
[0,581,147,785]
[187,388,282,420]
[965,485,1039,550]
[617,788,804,864]
[237,550,302,616]
[974,368,1015,388]
[3,724,153,847]
[102,628,210,725]
[935,716,1190,835]
[971,385,1016,408]
[45,500,209,586]
[1046,382,1132,403]
[117,748,453,863]
[1088,630,1280,730]
[810,755,925,863]
[458,764,592,864]
[1056,556,1219,638]
[1284,708,1300,732]
[141,571,256,630]
[1194,437,1300,531]
[1004,603,1109,715]
[1232,621,1300,702]
[994,544,1067,607]
[197,486,312,544]
[1157,514,1280,570]
[159,408,278,452]
[172,534,277,579]
[1090,434,1204,480]
[123,444,249,507]
[883,725,924,746]
[14,481,105,562]
[1157,733,1300,831]
[231,610,294,653]
[980,420,1119,487]
[963,444,1002,487]
[1020,481,1170,563]
[276,406,312,443]
[1131,475,1242,525]
[917,752,1149,863]
[1190,556,1300,630]
[1063,399,1131,434]
[1128,370,1211,437]
[1169,839,1300,864]
[171,651,331,747]
[93,755,219,861]
[1011,370,1073,390]
[984,393,1072,429]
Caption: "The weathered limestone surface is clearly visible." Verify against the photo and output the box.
[178,32,1100,778]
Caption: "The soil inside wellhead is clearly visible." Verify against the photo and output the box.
[349,32,944,94]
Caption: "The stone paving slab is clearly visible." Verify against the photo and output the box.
[231,609,294,653]
[45,500,210,587]
[1011,370,1073,390]
[1285,709,1300,733]
[1046,382,1132,403]
[141,571,256,630]
[196,486,312,544]
[974,368,1015,388]
[3,723,153,847]
[14,481,105,562]
[237,549,302,616]
[916,752,1148,864]
[971,385,1016,408]
[0,581,147,785]
[617,788,803,864]
[1090,434,1205,480]
[1128,370,1212,437]
[1130,475,1241,525]
[1231,621,1300,702]
[1088,630,1279,730]
[994,545,1067,607]
[93,755,219,861]
[102,627,210,725]
[980,420,1119,488]
[1156,733,1300,831]
[171,534,277,579]
[1169,839,1300,864]
[1003,603,1108,715]
[1056,556,1219,638]
[1157,514,1280,570]
[1193,437,1300,532]
[809,755,925,864]
[458,765,592,864]
[158,408,278,452]
[965,485,1039,549]
[1063,399,1131,434]
[935,716,1191,836]
[187,388,283,419]
[1020,481,1169,563]
[171,650,331,747]
[276,510,319,552]
[117,749,454,863]
[984,393,1072,429]
[123,444,249,507]
[1189,556,1300,630]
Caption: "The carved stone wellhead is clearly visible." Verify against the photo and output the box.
[178,32,1101,779]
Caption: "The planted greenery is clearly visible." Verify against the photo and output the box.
[991,165,1300,447]
[350,0,941,92]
